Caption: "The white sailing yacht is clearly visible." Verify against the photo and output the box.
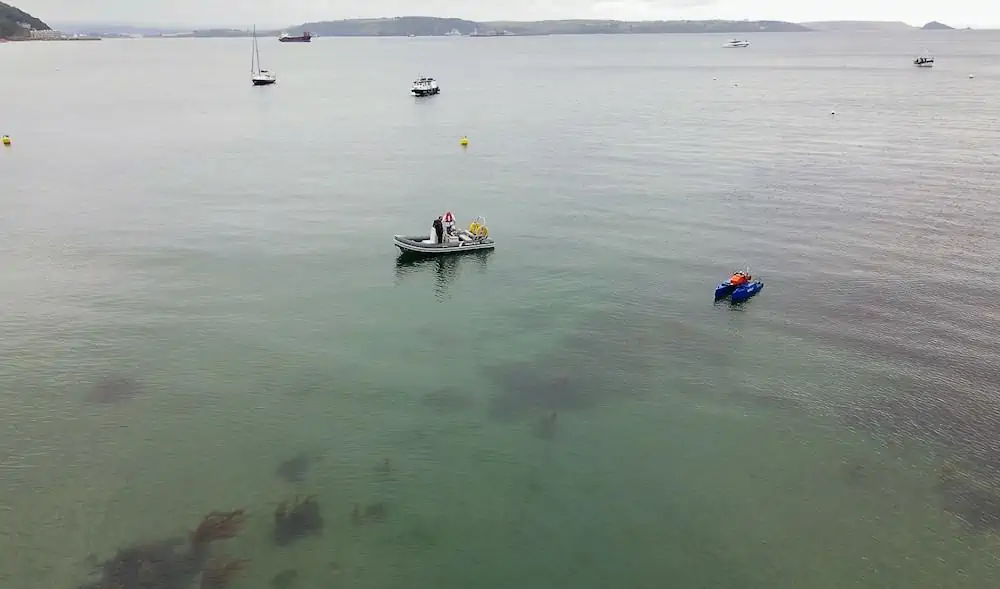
[251,25,276,86]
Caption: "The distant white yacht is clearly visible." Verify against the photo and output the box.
[913,54,934,67]
[723,38,750,48]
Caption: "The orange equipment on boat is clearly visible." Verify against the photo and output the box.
[730,272,750,286]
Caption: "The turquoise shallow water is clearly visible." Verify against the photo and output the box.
[3,31,1000,588]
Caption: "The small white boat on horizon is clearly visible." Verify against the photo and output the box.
[723,38,750,48]
[914,54,935,67]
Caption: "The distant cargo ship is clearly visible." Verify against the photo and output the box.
[278,31,312,42]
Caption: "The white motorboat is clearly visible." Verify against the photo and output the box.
[394,216,494,256]
[411,76,440,96]
[723,38,750,48]
[913,54,934,67]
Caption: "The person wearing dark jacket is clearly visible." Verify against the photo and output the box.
[432,216,444,244]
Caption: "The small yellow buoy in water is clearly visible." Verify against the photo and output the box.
[1,135,10,146]
[460,136,469,147]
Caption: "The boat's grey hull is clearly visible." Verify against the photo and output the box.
[393,235,495,256]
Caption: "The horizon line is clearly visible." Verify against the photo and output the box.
[47,16,986,31]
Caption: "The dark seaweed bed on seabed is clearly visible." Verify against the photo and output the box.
[73,299,1000,589]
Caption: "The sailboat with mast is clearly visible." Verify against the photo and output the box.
[250,25,276,86]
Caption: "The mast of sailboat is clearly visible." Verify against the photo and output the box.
[254,26,264,73]
[251,25,257,75]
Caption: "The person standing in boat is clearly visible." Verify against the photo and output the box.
[432,216,444,244]
[443,211,456,237]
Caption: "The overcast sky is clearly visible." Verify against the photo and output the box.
[17,0,999,29]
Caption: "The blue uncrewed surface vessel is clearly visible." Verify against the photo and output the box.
[714,268,764,304]
[714,282,737,300]
[731,280,764,303]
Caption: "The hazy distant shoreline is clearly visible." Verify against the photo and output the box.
[45,16,967,39]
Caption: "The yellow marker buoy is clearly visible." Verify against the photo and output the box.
[460,136,468,146]
[1,135,10,146]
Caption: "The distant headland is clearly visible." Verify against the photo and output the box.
[282,17,812,37]
[1,1,103,40]
[129,17,811,38]
[148,17,971,38]
[0,1,50,39]
[802,20,957,32]
[37,15,972,40]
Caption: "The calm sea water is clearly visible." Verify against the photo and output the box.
[3,30,1000,588]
